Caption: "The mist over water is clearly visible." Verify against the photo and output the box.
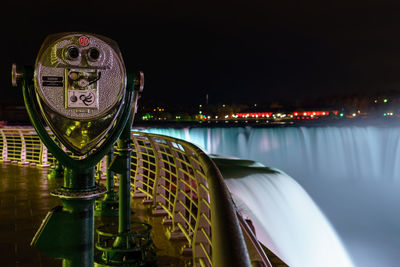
[139,126,400,267]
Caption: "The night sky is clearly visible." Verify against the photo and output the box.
[3,0,400,106]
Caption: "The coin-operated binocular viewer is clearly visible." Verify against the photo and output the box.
[12,32,143,266]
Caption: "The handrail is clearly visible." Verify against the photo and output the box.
[0,127,253,267]
[236,210,273,267]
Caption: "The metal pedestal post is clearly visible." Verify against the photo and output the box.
[95,149,119,217]
[32,167,106,267]
[112,126,134,252]
[47,141,64,179]
[47,158,64,179]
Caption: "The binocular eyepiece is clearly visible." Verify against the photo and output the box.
[65,44,101,62]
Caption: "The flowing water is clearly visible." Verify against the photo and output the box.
[138,126,400,267]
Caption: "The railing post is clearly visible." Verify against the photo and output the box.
[142,135,161,206]
[165,139,187,240]
[0,129,6,162]
[19,129,29,165]
[2,129,10,163]
[39,140,50,167]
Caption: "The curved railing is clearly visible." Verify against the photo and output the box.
[0,128,252,267]
[0,127,52,166]
[129,132,252,266]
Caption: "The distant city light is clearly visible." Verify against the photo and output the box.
[384,99,388,103]
[142,109,345,123]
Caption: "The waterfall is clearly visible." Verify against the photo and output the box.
[138,126,400,267]
[211,155,354,267]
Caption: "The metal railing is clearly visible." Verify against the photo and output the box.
[131,132,216,265]
[0,127,50,166]
[0,127,252,267]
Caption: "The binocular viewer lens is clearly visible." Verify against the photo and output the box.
[67,46,80,60]
[88,48,100,61]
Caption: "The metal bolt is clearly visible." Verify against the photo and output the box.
[135,71,144,93]
[11,63,23,87]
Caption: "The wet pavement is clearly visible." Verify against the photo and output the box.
[0,163,62,267]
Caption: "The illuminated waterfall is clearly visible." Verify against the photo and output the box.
[210,155,354,267]
[139,126,400,267]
